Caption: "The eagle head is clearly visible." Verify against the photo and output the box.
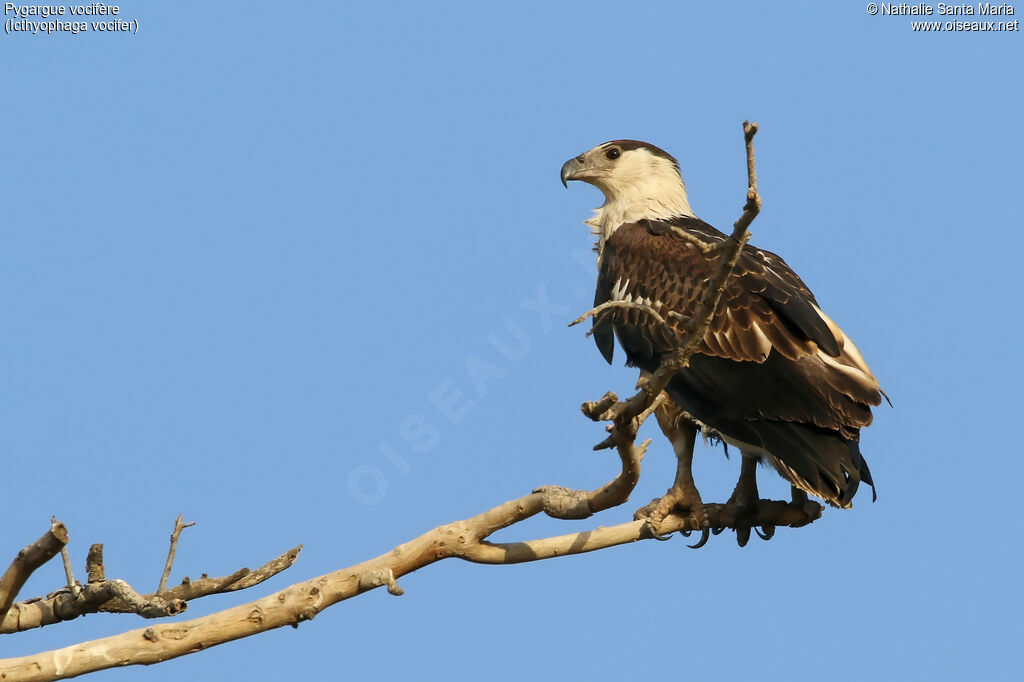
[560,140,696,227]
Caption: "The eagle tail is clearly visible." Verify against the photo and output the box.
[754,421,876,509]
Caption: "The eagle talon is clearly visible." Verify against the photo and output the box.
[755,525,775,541]
[686,527,710,549]
[726,454,761,547]
[642,520,674,541]
[735,526,752,548]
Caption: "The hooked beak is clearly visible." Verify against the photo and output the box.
[560,155,586,188]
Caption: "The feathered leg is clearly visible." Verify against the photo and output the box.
[634,397,707,542]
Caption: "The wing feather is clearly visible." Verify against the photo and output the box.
[593,218,884,507]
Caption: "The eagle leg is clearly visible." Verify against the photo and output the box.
[633,403,708,544]
[727,453,761,547]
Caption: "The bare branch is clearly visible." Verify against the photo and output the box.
[50,516,80,600]
[569,299,675,340]
[1,546,302,634]
[102,580,187,619]
[0,521,68,626]
[157,515,195,594]
[221,545,303,592]
[458,498,820,564]
[0,489,818,681]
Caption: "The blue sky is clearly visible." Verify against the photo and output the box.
[2,1,1022,679]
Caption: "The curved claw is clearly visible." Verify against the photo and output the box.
[735,526,751,548]
[711,526,726,536]
[643,522,674,541]
[680,529,692,537]
[686,528,710,549]
[755,524,775,541]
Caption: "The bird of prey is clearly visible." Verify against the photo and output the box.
[561,140,885,538]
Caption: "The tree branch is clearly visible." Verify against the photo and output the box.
[1,538,301,634]
[0,521,68,627]
[85,545,105,584]
[0,481,819,675]
[569,299,675,339]
[157,514,195,594]
[0,484,818,681]
[49,516,79,602]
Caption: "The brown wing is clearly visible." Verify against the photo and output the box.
[594,218,885,507]
[594,218,883,435]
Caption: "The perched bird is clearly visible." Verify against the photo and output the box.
[561,140,885,537]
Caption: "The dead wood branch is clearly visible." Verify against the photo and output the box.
[569,299,675,339]
[85,545,104,584]
[0,485,819,681]
[1,537,301,635]
[0,522,68,627]
[157,514,195,593]
[50,517,79,603]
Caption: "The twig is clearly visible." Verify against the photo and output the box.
[222,545,303,592]
[0,521,68,626]
[50,516,80,600]
[569,299,676,340]
[157,515,195,594]
[1,546,302,634]
[663,225,719,253]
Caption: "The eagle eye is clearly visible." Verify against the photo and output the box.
[605,148,621,160]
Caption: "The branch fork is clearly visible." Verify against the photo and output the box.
[1,517,302,636]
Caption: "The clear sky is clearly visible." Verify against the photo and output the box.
[2,1,1022,680]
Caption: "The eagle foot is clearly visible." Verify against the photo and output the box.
[633,484,709,546]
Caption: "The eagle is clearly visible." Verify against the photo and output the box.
[561,140,885,536]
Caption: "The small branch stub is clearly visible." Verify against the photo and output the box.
[358,568,403,596]
[86,545,105,584]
